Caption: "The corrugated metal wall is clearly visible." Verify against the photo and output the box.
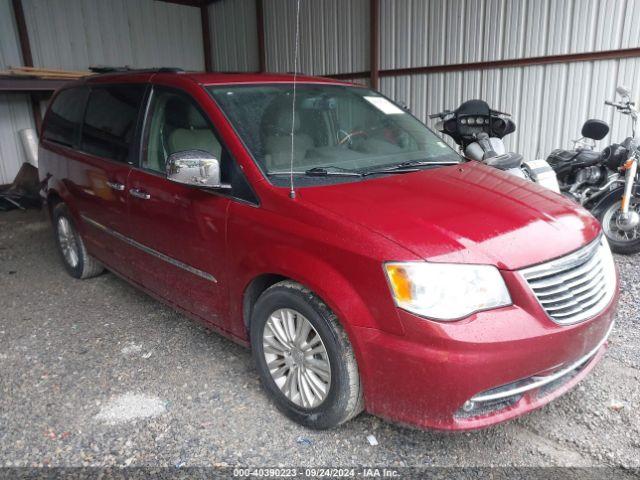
[379,0,638,68]
[0,0,36,184]
[3,0,640,183]
[208,0,260,72]
[243,0,640,162]
[263,0,369,75]
[22,0,204,71]
[380,58,640,161]
[377,0,640,160]
[0,0,203,184]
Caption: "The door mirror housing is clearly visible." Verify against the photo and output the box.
[581,119,609,141]
[166,150,231,189]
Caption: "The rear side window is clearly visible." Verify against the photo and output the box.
[43,87,88,147]
[81,84,146,162]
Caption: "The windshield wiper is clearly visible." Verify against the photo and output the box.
[267,167,362,177]
[361,159,458,177]
[304,166,362,177]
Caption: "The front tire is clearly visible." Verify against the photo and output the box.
[597,197,640,255]
[250,281,364,429]
[52,203,104,279]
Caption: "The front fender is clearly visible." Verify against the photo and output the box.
[232,243,404,338]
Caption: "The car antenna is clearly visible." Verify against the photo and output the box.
[289,0,301,200]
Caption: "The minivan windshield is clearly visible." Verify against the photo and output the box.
[208,84,460,184]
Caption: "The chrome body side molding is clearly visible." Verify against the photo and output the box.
[80,214,217,283]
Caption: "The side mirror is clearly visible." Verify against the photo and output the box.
[581,119,609,141]
[166,150,231,189]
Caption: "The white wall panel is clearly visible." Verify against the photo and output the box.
[22,0,204,71]
[263,0,369,75]
[209,0,259,72]
[0,94,36,184]
[0,0,36,184]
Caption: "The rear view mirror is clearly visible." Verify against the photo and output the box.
[166,150,231,189]
[581,119,609,141]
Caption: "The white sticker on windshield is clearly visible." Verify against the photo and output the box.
[364,96,404,115]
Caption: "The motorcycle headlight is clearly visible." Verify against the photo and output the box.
[384,262,512,321]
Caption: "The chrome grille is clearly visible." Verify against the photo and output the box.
[521,236,616,325]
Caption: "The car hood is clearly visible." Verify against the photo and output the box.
[299,162,601,270]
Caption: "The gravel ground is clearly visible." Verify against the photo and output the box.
[0,209,639,469]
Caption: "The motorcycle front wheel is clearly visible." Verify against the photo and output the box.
[598,196,640,254]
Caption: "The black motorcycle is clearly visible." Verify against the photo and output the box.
[546,86,640,254]
[429,100,560,192]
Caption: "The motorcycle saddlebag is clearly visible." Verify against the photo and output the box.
[546,149,577,178]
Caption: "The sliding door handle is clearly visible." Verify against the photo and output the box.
[106,181,125,191]
[129,188,151,200]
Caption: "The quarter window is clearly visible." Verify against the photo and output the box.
[80,85,146,162]
[42,87,88,147]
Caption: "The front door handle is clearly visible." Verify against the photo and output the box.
[106,180,125,191]
[129,188,151,200]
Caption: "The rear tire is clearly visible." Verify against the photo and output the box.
[52,203,104,279]
[597,197,640,255]
[250,281,364,429]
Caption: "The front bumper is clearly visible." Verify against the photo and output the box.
[353,273,618,431]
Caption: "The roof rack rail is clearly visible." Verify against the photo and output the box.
[88,66,184,74]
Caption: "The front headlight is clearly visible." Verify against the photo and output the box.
[384,262,512,321]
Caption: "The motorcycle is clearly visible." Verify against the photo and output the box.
[546,85,640,254]
[429,99,560,192]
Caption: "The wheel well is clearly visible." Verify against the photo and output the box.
[46,191,63,218]
[243,274,287,330]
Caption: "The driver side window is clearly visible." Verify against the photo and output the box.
[143,88,222,173]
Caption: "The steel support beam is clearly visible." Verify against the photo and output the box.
[256,0,266,72]
[201,5,212,72]
[10,0,43,134]
[369,0,379,89]
[328,47,640,81]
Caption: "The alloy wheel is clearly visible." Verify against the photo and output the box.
[262,308,331,408]
[57,216,79,268]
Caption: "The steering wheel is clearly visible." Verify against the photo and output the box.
[337,128,368,146]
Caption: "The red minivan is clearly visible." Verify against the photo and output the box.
[39,70,619,431]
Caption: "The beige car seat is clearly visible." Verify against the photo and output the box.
[168,104,222,159]
[262,107,313,170]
